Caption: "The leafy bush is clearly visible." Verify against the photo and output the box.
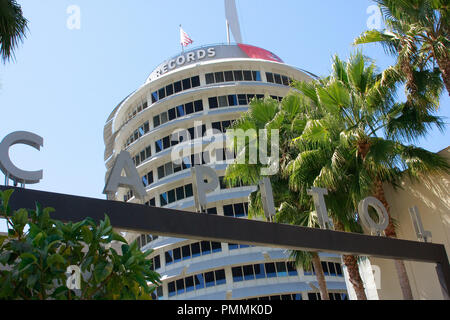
[0,189,161,300]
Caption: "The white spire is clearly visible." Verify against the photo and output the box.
[224,0,243,44]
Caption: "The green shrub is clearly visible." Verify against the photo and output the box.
[0,189,161,300]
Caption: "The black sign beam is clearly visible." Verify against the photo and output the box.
[1,186,449,299]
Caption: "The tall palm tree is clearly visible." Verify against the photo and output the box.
[282,90,370,300]
[354,0,450,96]
[290,51,449,300]
[224,95,331,300]
[0,0,28,63]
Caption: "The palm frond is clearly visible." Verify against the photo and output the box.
[0,0,28,62]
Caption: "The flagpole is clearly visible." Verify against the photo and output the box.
[180,24,184,53]
[226,20,231,44]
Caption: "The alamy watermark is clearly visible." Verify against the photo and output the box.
[66,265,81,290]
[372,264,382,290]
[67,5,81,30]
[169,121,280,176]
[366,5,382,30]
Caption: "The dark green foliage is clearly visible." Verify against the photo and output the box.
[0,0,28,62]
[0,189,161,300]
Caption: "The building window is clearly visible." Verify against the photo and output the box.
[164,240,222,267]
[246,293,303,301]
[232,267,244,282]
[124,190,134,202]
[123,99,149,125]
[159,183,194,206]
[168,282,176,297]
[167,268,226,296]
[223,203,249,218]
[205,70,262,85]
[231,261,298,283]
[304,261,343,277]
[154,124,206,155]
[153,100,203,129]
[124,121,150,148]
[266,72,292,86]
[228,243,251,250]
[308,292,348,301]
[149,255,161,271]
[205,73,215,84]
[211,120,234,134]
[142,171,154,187]
[150,76,200,106]
[265,263,277,278]
[208,93,272,109]
[145,198,156,207]
[137,234,158,250]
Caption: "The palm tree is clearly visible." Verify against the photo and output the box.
[354,0,450,96]
[281,91,370,300]
[224,95,331,300]
[0,0,28,63]
[290,51,449,300]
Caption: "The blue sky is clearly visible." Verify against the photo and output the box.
[0,0,449,205]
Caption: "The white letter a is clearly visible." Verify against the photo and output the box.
[103,151,147,200]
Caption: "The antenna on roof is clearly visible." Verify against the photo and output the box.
[224,0,243,44]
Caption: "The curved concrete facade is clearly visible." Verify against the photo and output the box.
[103,44,347,300]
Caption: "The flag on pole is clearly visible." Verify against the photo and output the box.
[180,26,194,47]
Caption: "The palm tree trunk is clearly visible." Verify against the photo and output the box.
[342,254,367,300]
[311,252,329,300]
[334,220,367,300]
[436,56,450,96]
[374,179,414,300]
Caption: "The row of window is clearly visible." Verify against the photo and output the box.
[126,100,149,124]
[132,145,152,167]
[247,293,303,301]
[160,183,194,206]
[156,151,210,181]
[165,241,222,266]
[209,94,264,109]
[146,236,254,270]
[223,202,249,218]
[151,76,201,104]
[205,70,262,85]
[139,150,239,196]
[125,71,286,131]
[130,171,247,206]
[304,261,344,277]
[137,234,159,250]
[232,261,298,282]
[160,184,247,208]
[149,238,254,270]
[211,120,234,134]
[155,124,207,154]
[266,72,292,86]
[153,100,204,129]
[124,190,134,202]
[228,243,253,250]
[142,170,154,188]
[168,269,226,297]
[155,148,235,182]
[308,292,348,301]
[161,288,346,300]
[125,93,283,152]
[125,121,150,148]
[130,129,231,168]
